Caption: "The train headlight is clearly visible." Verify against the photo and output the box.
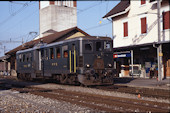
[108,64,112,68]
[86,64,90,68]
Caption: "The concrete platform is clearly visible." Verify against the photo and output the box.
[113,77,170,90]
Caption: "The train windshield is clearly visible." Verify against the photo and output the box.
[104,41,112,51]
[96,42,102,51]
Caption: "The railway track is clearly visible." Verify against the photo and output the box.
[12,87,170,112]
[0,76,170,112]
[0,76,170,99]
[91,85,170,99]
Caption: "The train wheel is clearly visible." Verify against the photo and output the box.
[60,74,68,84]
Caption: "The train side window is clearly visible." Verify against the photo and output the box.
[41,49,44,59]
[85,43,92,51]
[29,53,32,61]
[96,42,102,51]
[19,54,22,62]
[44,49,48,60]
[56,48,61,58]
[23,54,25,62]
[50,48,54,59]
[62,45,68,58]
[26,53,29,62]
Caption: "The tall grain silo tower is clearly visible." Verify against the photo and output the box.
[39,1,77,37]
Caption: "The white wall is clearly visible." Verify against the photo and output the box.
[40,5,77,37]
[113,1,170,48]
[40,1,74,9]
[40,1,49,9]
[39,1,77,37]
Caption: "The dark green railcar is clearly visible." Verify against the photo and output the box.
[16,36,116,85]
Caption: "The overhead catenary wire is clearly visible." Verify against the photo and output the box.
[77,1,102,15]
[0,1,35,28]
[0,1,38,34]
[84,22,111,31]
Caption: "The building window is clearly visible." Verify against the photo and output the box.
[141,0,146,5]
[141,17,147,34]
[50,1,55,5]
[163,11,170,30]
[123,22,128,37]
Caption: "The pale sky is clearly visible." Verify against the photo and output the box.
[0,1,119,57]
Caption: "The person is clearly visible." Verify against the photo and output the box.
[154,65,158,78]
[149,67,154,79]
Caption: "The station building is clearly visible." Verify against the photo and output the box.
[103,0,170,78]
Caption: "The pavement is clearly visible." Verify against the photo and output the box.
[114,77,170,90]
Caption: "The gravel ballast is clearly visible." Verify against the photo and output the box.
[0,90,96,113]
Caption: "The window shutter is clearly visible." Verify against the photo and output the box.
[141,0,146,5]
[50,1,55,5]
[163,11,170,30]
[141,17,147,34]
[123,22,128,37]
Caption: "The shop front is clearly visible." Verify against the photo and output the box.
[113,43,170,79]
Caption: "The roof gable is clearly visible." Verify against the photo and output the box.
[103,0,130,18]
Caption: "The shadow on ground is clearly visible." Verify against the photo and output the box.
[113,77,136,84]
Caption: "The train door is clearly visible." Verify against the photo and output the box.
[33,49,42,71]
[69,44,76,73]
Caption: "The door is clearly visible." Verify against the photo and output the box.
[33,49,42,71]
[69,44,76,73]
[166,59,170,77]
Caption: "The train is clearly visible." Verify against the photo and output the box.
[16,36,116,85]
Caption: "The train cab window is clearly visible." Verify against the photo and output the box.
[62,45,68,58]
[85,43,92,51]
[56,48,61,58]
[104,41,111,50]
[96,42,102,51]
[50,48,54,59]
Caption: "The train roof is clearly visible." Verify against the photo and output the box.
[16,36,112,54]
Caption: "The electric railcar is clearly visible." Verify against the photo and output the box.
[16,36,115,85]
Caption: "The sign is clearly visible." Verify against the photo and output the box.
[159,53,163,56]
[113,53,131,58]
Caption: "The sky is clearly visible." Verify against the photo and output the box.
[0,1,119,57]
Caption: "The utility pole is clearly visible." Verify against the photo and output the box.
[157,0,163,81]
[4,46,6,55]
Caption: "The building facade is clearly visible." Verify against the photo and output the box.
[104,0,170,78]
[39,1,77,37]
